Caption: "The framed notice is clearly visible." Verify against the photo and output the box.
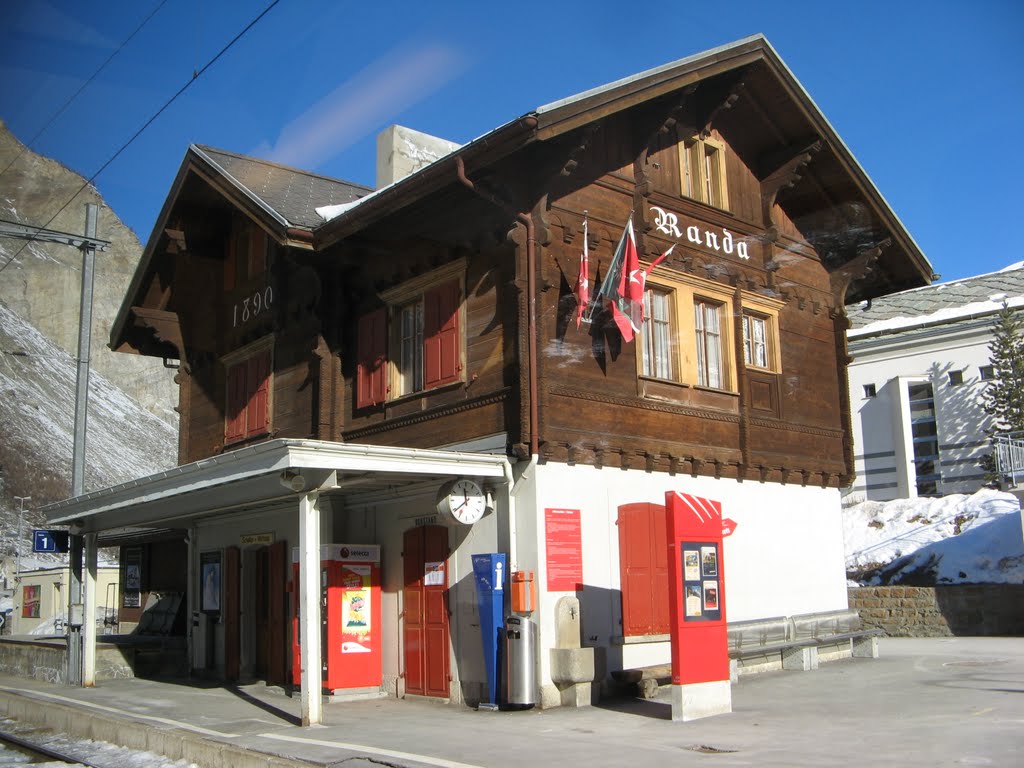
[200,551,222,613]
[122,546,142,609]
[681,541,721,622]
[545,508,583,591]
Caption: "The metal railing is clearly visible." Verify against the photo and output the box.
[993,431,1024,487]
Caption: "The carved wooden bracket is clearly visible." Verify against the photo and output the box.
[830,237,893,305]
[558,123,602,179]
[759,139,822,231]
[699,81,745,139]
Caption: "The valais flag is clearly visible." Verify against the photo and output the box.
[574,218,589,329]
[603,219,674,343]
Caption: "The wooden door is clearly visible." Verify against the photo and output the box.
[266,539,288,686]
[403,525,450,698]
[224,546,241,681]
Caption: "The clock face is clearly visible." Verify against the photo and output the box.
[445,478,486,524]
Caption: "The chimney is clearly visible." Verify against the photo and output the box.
[376,125,460,189]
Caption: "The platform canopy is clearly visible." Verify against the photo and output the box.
[42,438,512,534]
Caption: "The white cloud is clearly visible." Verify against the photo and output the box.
[261,43,466,170]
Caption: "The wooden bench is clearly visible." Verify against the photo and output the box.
[611,664,672,699]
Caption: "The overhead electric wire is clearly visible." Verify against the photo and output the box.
[0,0,282,278]
[0,0,170,181]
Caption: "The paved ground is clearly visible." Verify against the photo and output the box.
[0,637,1021,767]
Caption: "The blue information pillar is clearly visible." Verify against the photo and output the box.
[472,553,506,709]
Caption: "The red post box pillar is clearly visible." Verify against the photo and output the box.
[665,490,733,721]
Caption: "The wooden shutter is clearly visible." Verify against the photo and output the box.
[356,308,387,408]
[249,229,267,277]
[423,280,461,389]
[225,362,247,442]
[223,234,236,291]
[618,503,669,636]
[246,348,271,436]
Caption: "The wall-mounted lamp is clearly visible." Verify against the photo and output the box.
[279,469,307,492]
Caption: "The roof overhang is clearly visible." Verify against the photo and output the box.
[42,439,512,534]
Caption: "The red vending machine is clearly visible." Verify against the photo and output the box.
[291,544,382,692]
[324,544,382,691]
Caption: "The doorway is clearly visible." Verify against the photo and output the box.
[231,540,288,685]
[402,525,450,698]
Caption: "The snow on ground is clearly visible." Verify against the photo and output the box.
[0,301,176,494]
[843,489,1024,585]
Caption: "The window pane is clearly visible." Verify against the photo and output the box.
[643,288,674,380]
[399,302,423,394]
[695,300,723,388]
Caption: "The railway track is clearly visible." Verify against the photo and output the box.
[0,729,97,766]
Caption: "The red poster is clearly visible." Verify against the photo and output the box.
[545,507,583,591]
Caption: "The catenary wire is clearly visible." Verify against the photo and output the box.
[0,0,170,181]
[0,0,282,278]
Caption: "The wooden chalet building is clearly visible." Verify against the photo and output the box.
[45,36,932,718]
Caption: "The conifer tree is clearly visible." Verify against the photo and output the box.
[982,302,1024,433]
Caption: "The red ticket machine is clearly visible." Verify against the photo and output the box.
[665,490,734,721]
[291,544,382,692]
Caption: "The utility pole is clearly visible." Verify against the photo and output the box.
[0,205,107,686]
[13,496,30,576]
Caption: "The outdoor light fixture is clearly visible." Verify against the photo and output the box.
[279,469,307,492]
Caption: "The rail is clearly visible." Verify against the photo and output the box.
[993,431,1024,487]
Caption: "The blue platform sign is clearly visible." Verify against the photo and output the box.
[472,553,506,709]
[32,529,70,553]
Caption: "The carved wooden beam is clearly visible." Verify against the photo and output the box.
[829,237,892,306]
[558,123,602,179]
[759,139,822,243]
[698,80,745,139]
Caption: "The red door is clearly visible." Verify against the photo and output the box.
[403,526,450,698]
[224,546,241,681]
[266,540,288,686]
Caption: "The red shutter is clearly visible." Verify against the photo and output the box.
[225,362,247,442]
[618,503,669,636]
[423,280,461,389]
[246,348,271,436]
[356,308,388,408]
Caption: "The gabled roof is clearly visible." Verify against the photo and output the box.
[114,34,935,354]
[194,145,369,229]
[847,263,1024,338]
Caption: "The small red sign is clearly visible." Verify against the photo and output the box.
[545,508,583,592]
[721,518,738,537]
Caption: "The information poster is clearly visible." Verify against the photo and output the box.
[681,541,721,622]
[340,564,372,653]
[545,508,583,591]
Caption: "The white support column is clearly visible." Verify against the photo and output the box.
[82,532,98,687]
[298,490,322,726]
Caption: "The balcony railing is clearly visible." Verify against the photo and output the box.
[993,431,1024,487]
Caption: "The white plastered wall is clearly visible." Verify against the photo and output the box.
[522,462,849,708]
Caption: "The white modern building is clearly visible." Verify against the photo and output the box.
[845,263,1024,501]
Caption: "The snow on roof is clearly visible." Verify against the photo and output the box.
[847,262,1024,338]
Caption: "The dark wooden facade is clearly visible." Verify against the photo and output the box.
[111,37,931,490]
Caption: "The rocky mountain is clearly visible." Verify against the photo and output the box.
[0,120,177,425]
[0,120,178,533]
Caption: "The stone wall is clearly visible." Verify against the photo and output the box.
[848,586,1024,637]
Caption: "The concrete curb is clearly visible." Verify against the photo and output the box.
[0,689,318,768]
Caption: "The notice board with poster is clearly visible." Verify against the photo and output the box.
[680,542,721,622]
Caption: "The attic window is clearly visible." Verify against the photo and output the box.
[680,135,729,211]
[863,383,877,398]
[948,370,964,387]
[980,365,996,381]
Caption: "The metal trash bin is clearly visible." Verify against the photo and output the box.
[504,615,536,708]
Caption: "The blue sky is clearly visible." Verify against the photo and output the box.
[1,0,1021,284]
